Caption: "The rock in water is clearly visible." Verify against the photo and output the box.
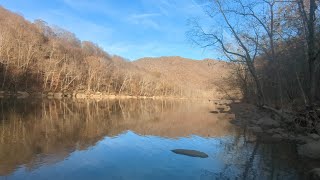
[298,140,320,159]
[306,168,320,180]
[171,149,208,158]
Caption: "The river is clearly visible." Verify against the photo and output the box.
[0,99,303,179]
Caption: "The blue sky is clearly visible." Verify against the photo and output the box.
[0,0,216,60]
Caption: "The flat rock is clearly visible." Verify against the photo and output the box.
[171,149,208,158]
[257,117,280,128]
[298,140,320,159]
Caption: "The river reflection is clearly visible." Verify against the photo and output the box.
[0,99,301,179]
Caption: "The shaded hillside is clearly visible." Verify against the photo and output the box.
[134,56,236,98]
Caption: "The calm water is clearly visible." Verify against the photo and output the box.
[0,99,303,180]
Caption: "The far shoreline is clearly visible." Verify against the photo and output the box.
[0,91,234,101]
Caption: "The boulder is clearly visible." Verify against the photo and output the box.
[306,168,320,180]
[309,133,320,140]
[171,149,208,158]
[271,134,283,140]
[298,140,320,159]
[248,126,263,133]
[257,117,280,128]
[280,133,289,139]
[296,135,315,144]
[75,93,87,99]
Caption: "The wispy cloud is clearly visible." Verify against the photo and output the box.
[127,13,162,30]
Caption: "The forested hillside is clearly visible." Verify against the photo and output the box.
[0,7,232,98]
[134,56,236,98]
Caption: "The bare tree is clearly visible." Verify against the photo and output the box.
[297,0,320,105]
[189,0,266,105]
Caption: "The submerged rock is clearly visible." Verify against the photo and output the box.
[171,149,208,158]
[298,140,320,159]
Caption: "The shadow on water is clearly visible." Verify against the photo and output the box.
[0,99,306,179]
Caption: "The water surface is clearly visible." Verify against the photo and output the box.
[0,99,303,179]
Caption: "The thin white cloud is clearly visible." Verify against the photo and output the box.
[127,13,162,30]
[130,13,161,19]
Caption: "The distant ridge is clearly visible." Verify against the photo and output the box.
[133,56,234,98]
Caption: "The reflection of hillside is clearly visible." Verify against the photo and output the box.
[0,99,235,176]
[108,103,235,138]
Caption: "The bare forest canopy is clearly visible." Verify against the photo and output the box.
[0,6,234,99]
[188,0,320,109]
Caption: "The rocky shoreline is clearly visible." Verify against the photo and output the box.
[0,91,192,100]
[229,102,320,179]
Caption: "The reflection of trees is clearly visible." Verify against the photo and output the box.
[207,130,300,180]
[0,99,235,176]
[0,99,303,178]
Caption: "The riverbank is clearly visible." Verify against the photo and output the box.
[227,102,320,178]
[0,91,201,100]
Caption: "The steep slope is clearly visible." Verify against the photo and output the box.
[133,56,234,98]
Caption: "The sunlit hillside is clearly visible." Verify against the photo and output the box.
[0,6,234,99]
[134,56,235,98]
